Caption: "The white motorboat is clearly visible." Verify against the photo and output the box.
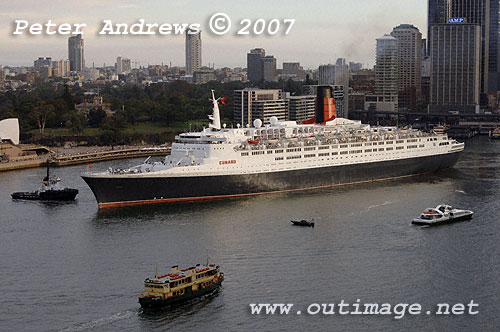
[412,205,473,226]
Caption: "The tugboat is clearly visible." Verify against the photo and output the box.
[138,263,224,309]
[11,166,78,201]
[291,219,315,227]
[412,205,473,226]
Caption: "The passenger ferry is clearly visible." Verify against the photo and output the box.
[82,87,465,208]
[139,264,224,309]
[412,205,474,226]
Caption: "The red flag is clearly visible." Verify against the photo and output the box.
[221,97,227,105]
[88,165,93,169]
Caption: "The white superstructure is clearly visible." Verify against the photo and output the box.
[102,92,464,178]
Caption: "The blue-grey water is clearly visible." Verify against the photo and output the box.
[0,137,499,332]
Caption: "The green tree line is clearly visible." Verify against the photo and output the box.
[0,78,306,139]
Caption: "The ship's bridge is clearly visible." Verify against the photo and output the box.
[176,131,228,144]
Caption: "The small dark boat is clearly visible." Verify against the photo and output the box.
[11,166,78,201]
[291,219,315,227]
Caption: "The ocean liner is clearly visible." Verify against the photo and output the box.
[82,87,464,209]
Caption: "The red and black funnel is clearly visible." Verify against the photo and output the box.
[302,86,337,125]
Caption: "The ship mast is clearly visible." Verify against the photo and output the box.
[208,90,221,131]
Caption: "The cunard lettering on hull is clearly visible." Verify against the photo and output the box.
[82,87,465,208]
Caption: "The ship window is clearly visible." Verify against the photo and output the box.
[252,151,265,155]
[365,149,372,153]
[241,152,249,156]
[386,147,393,151]
[372,142,378,146]
[386,141,393,144]
[340,151,348,155]
[396,146,404,150]
[275,150,284,154]
[331,152,338,155]
[319,153,329,157]
[340,144,348,148]
[332,145,338,149]
[304,147,316,151]
[304,154,316,158]
[378,142,384,145]
[319,146,329,150]
[396,140,404,144]
[407,145,417,149]
[275,157,284,161]
[365,143,372,146]
[267,151,273,154]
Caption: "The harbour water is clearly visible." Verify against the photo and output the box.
[0,137,499,331]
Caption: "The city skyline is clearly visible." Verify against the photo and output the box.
[1,0,426,68]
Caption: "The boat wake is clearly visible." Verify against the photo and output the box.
[353,201,394,216]
[58,310,138,332]
[367,201,393,211]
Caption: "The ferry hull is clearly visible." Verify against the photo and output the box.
[82,151,461,209]
[139,278,223,309]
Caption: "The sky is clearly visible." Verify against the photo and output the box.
[0,0,427,69]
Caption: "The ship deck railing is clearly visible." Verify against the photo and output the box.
[234,131,434,152]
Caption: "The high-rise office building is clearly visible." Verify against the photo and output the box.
[334,58,349,118]
[391,24,422,110]
[116,57,131,75]
[246,48,277,82]
[488,0,499,91]
[430,23,481,113]
[448,0,489,94]
[427,0,448,56]
[349,62,363,73]
[51,59,70,77]
[233,88,286,126]
[282,62,303,75]
[318,65,336,85]
[247,48,266,82]
[34,57,52,70]
[262,56,277,82]
[373,34,399,112]
[288,95,316,122]
[68,34,84,72]
[428,0,497,93]
[185,29,202,75]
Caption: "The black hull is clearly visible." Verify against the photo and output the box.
[139,280,223,309]
[11,189,78,201]
[82,152,462,208]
